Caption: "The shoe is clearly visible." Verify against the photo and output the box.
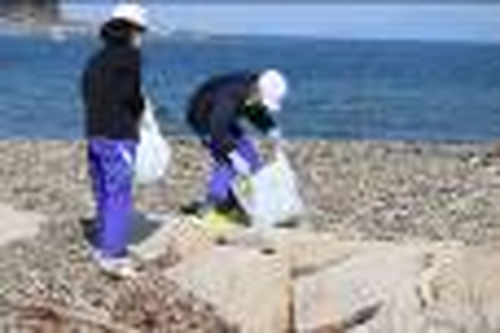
[91,250,138,278]
[191,208,246,238]
[79,217,98,247]
[224,208,251,227]
[182,199,250,227]
[180,200,212,216]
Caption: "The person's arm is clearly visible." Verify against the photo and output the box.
[243,104,279,135]
[115,49,145,122]
[243,104,285,150]
[209,99,238,157]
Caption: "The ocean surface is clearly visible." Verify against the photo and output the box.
[0,34,499,141]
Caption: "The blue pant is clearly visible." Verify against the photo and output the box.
[87,140,136,258]
[207,137,261,209]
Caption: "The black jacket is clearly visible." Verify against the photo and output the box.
[82,41,144,140]
[187,72,278,157]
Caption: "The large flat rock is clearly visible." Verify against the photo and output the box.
[127,220,500,333]
[294,245,427,333]
[165,246,291,333]
[0,203,45,247]
[223,228,397,277]
[422,245,500,332]
[130,215,217,263]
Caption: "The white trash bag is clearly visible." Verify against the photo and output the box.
[135,98,171,185]
[233,150,305,228]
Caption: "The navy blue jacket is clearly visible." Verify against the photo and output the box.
[82,21,144,140]
[187,72,278,157]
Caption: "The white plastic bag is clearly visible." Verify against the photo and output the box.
[233,150,305,228]
[135,99,171,185]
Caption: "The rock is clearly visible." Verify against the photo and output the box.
[0,203,45,247]
[165,246,291,333]
[224,228,397,277]
[294,245,427,333]
[276,234,395,278]
[422,246,500,332]
[130,215,217,265]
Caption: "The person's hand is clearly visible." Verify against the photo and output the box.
[269,128,286,150]
[229,151,252,176]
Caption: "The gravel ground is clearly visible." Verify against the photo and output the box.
[0,216,235,332]
[1,139,500,331]
[1,139,500,244]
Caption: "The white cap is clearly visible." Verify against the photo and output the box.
[111,3,147,29]
[257,69,288,112]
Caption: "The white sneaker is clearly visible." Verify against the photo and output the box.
[92,250,139,278]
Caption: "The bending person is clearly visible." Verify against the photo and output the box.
[184,69,288,224]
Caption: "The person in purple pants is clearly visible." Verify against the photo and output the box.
[81,3,147,276]
[185,70,289,223]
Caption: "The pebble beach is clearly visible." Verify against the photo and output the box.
[1,139,500,243]
[1,138,500,331]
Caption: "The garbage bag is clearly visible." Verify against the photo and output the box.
[135,99,171,185]
[232,150,305,228]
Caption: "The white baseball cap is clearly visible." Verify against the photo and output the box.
[257,69,288,112]
[111,3,148,30]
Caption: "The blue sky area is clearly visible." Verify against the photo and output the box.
[62,3,500,43]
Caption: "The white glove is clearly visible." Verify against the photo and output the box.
[229,151,251,176]
[269,128,285,149]
[269,128,282,140]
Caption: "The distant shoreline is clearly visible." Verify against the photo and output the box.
[1,20,500,47]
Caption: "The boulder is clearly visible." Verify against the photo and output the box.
[165,246,291,333]
[421,245,500,332]
[130,215,217,264]
[294,245,427,333]
[223,228,397,275]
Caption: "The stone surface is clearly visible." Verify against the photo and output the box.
[0,203,45,247]
[165,246,291,333]
[294,245,427,333]
[225,229,413,277]
[422,246,500,332]
[130,214,217,264]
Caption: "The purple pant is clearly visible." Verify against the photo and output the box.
[87,140,136,258]
[207,137,261,207]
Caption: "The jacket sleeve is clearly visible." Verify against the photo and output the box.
[209,99,239,157]
[243,104,278,134]
[115,49,145,122]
